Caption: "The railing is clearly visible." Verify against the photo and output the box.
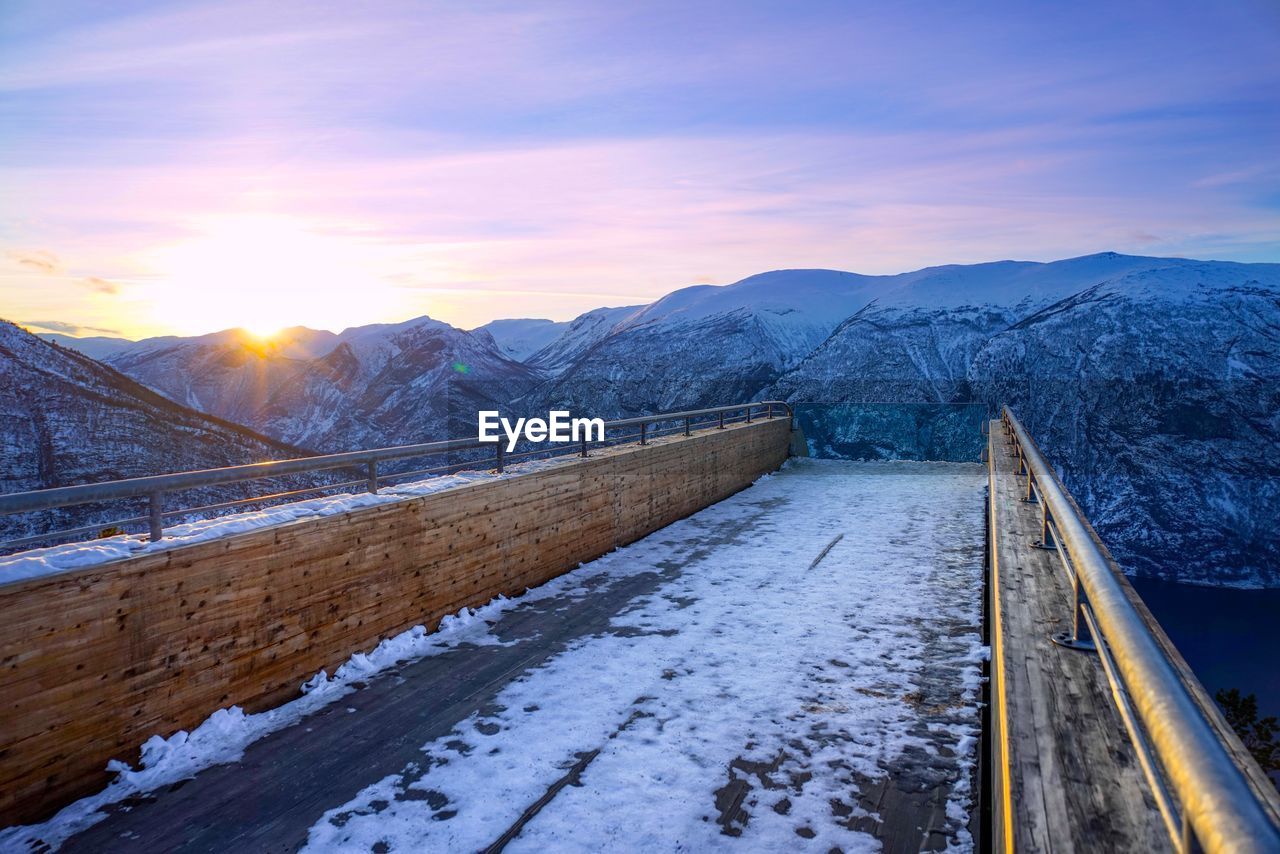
[1000,407,1280,854]
[0,402,791,553]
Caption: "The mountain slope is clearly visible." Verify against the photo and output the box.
[104,329,315,426]
[250,317,542,451]
[528,256,1178,416]
[473,318,568,362]
[522,274,881,416]
[0,320,310,542]
[966,264,1280,586]
[526,304,645,376]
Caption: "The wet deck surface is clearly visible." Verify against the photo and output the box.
[56,460,987,853]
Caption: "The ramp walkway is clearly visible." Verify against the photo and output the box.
[41,459,987,853]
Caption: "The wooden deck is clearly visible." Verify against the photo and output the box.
[37,460,987,852]
[986,420,1170,852]
[987,418,1280,852]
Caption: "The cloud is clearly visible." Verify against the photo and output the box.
[22,319,121,336]
[9,250,60,274]
[5,251,120,294]
[82,276,120,295]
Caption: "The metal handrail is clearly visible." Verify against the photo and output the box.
[0,401,792,548]
[1001,407,1280,854]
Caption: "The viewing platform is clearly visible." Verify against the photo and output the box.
[1,403,1278,852]
[42,459,986,851]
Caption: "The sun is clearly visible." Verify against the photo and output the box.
[242,322,284,340]
[141,214,405,336]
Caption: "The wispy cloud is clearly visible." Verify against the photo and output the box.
[22,319,121,336]
[82,276,119,295]
[1,0,1277,335]
[9,250,60,274]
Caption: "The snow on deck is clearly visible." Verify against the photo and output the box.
[19,458,987,853]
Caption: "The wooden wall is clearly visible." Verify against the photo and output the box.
[0,418,791,825]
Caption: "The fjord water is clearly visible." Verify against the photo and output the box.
[1129,577,1280,719]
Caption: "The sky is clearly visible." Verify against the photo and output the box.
[1,0,1278,339]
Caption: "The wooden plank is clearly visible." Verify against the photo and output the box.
[0,418,792,825]
[986,420,1169,853]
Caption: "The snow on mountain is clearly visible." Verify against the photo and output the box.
[100,317,542,453]
[244,317,542,451]
[525,257,1183,418]
[0,320,308,544]
[966,264,1280,587]
[104,329,315,426]
[472,318,568,362]
[617,270,880,359]
[768,255,1280,586]
[526,304,645,376]
[37,333,134,360]
[521,275,879,416]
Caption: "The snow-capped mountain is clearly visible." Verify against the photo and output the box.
[523,259,1174,415]
[253,316,542,451]
[766,255,1280,586]
[104,328,320,426]
[473,318,569,362]
[965,264,1280,587]
[523,275,880,416]
[0,320,309,543]
[97,316,541,452]
[525,305,644,376]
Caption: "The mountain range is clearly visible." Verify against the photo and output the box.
[0,320,309,543]
[15,252,1280,586]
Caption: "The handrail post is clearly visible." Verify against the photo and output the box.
[495,443,504,474]
[580,435,588,458]
[1182,812,1205,854]
[640,422,647,446]
[148,492,164,542]
[684,417,691,437]
[746,406,753,424]
[1035,504,1056,550]
[1052,567,1096,652]
[366,460,378,494]
[718,412,725,429]
[766,403,773,419]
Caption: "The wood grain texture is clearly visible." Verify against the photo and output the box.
[0,418,791,826]
[986,420,1170,853]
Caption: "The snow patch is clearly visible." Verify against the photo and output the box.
[0,457,570,584]
[0,594,523,852]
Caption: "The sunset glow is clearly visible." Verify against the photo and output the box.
[1,1,1278,340]
[137,215,408,337]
